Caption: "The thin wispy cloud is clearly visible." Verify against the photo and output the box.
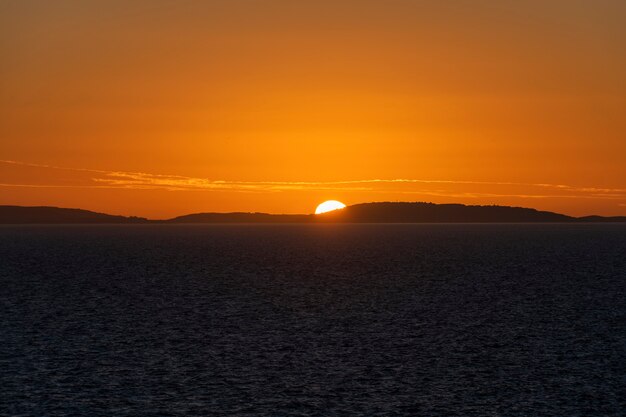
[1,159,625,200]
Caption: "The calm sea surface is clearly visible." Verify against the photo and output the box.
[1,224,625,416]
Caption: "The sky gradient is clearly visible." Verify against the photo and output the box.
[1,0,625,218]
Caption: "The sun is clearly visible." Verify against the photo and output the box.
[315,200,346,214]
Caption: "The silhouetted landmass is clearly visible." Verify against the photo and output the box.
[576,215,626,223]
[0,206,147,224]
[168,212,311,223]
[315,202,575,223]
[1,203,625,224]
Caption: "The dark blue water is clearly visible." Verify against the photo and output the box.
[1,224,625,416]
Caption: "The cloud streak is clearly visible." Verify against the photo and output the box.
[1,159,625,200]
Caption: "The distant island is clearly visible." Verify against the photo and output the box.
[0,206,148,224]
[1,203,625,224]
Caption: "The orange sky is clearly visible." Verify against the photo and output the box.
[1,0,625,219]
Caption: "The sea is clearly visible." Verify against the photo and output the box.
[1,224,625,416]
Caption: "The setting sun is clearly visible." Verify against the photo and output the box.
[1,2,625,415]
[315,200,346,214]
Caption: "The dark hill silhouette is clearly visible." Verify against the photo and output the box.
[315,202,574,223]
[0,203,624,224]
[168,212,310,223]
[0,206,147,224]
[576,215,626,223]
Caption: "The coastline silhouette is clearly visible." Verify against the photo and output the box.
[1,202,624,224]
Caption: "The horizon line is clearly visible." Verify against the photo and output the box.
[1,201,625,222]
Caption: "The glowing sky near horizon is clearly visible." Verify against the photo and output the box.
[1,0,625,218]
